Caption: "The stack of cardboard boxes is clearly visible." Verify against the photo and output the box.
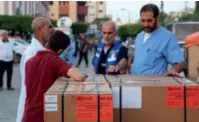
[44,75,199,122]
[44,75,113,122]
[105,75,199,122]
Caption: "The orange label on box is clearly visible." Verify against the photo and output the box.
[99,95,113,120]
[186,86,199,108]
[167,86,184,108]
[76,95,112,121]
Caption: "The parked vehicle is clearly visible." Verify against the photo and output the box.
[9,38,29,63]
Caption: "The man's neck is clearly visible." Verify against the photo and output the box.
[104,43,114,53]
[45,48,56,54]
[2,38,9,43]
[34,36,45,47]
[104,43,113,48]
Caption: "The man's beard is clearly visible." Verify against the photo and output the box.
[143,21,157,33]
[103,39,114,45]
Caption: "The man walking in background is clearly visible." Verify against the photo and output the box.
[76,33,89,68]
[0,30,17,91]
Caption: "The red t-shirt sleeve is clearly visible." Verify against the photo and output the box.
[53,56,72,77]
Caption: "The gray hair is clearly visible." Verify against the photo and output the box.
[103,21,117,32]
[31,17,50,34]
[0,30,8,36]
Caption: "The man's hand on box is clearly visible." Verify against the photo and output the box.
[67,68,88,82]
[165,69,180,77]
[107,65,120,73]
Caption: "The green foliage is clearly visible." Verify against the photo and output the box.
[179,13,199,22]
[93,17,111,23]
[0,15,89,36]
[51,20,57,27]
[159,12,168,26]
[0,15,57,33]
[0,15,33,32]
[71,22,88,35]
[118,23,142,38]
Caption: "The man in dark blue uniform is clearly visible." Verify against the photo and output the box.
[93,21,128,75]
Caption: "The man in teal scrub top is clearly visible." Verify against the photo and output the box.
[130,3,185,77]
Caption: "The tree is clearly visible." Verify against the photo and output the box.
[92,17,111,26]
[118,23,142,39]
[71,22,88,35]
[179,14,199,22]
[0,15,57,35]
[159,1,168,26]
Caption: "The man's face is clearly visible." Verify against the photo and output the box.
[1,32,8,40]
[140,11,158,33]
[41,21,53,42]
[102,25,116,44]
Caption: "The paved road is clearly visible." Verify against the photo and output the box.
[0,51,94,122]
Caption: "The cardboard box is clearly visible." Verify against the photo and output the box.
[175,78,199,122]
[105,75,199,122]
[44,78,113,122]
[59,74,108,83]
[187,46,199,78]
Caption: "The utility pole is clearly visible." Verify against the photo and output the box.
[160,1,164,13]
[184,1,189,11]
[121,8,131,23]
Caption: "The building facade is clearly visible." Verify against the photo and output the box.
[0,1,49,17]
[49,1,88,22]
[86,1,106,23]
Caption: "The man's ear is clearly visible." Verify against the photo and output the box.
[56,49,64,55]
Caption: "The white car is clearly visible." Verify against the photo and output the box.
[9,39,29,63]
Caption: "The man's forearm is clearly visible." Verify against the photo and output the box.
[13,51,17,62]
[118,58,127,70]
[172,62,185,73]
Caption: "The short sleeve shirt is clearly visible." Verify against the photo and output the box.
[22,51,71,122]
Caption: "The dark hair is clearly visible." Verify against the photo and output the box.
[47,30,71,52]
[140,4,159,18]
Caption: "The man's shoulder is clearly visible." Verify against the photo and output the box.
[119,45,127,52]
[159,27,174,37]
[137,30,145,36]
[22,46,36,58]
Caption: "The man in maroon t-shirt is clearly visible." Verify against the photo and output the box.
[22,31,87,122]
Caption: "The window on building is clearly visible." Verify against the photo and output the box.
[63,1,68,5]
[51,13,54,16]
[78,1,86,6]
[59,1,61,4]
[60,14,69,18]
[78,15,85,21]
[89,14,95,16]
[99,10,103,13]
[49,1,53,5]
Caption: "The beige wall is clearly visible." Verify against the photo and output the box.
[49,1,59,20]
[0,1,4,15]
[87,1,106,23]
[69,1,77,22]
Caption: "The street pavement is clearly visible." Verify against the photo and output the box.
[0,50,95,122]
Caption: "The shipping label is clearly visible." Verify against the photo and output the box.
[76,95,112,121]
